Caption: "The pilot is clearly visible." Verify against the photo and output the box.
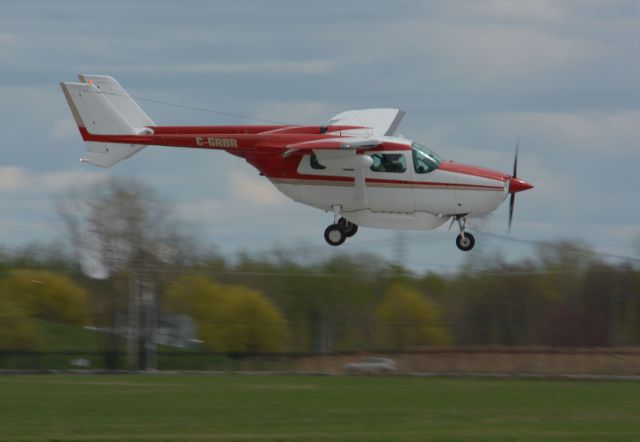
[370,155,386,172]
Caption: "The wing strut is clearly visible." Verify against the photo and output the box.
[353,155,373,209]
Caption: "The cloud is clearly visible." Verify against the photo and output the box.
[78,60,337,76]
[0,32,22,57]
[177,199,224,223]
[411,109,640,156]
[0,167,29,191]
[50,118,77,140]
[229,170,286,206]
[599,223,640,242]
[375,19,607,85]
[455,0,569,23]
[0,167,106,194]
[0,32,21,45]
[482,110,640,154]
[39,170,106,192]
[0,217,19,230]
[256,100,334,125]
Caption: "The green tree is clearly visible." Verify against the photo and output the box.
[0,269,89,350]
[375,284,450,350]
[0,269,90,325]
[58,177,197,370]
[166,275,289,352]
[0,298,37,350]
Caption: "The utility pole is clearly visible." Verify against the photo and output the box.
[394,231,407,269]
[127,272,140,371]
[142,279,157,370]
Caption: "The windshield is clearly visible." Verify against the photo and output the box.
[411,142,442,174]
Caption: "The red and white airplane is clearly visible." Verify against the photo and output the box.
[60,75,533,251]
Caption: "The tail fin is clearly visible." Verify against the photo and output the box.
[77,75,154,128]
[60,75,154,168]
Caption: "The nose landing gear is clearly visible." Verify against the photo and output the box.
[453,216,475,252]
[456,232,475,251]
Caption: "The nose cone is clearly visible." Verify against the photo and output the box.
[509,177,534,193]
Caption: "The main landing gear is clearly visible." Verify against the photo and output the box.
[453,216,475,252]
[324,217,358,246]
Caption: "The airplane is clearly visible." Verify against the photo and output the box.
[60,75,533,251]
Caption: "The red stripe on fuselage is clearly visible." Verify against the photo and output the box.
[271,176,503,190]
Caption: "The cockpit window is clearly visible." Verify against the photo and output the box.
[370,153,407,173]
[411,142,442,174]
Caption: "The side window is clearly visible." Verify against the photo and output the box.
[310,154,326,170]
[369,153,407,173]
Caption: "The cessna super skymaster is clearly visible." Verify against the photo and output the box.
[61,75,533,251]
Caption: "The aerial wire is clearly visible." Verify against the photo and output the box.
[476,230,640,263]
[91,88,304,125]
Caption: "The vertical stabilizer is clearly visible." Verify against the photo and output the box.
[77,74,155,128]
[60,76,152,168]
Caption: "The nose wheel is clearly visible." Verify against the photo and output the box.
[453,216,475,251]
[456,232,475,251]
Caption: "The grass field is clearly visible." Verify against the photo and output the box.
[1,375,640,441]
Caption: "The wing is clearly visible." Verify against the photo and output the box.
[328,108,405,137]
[283,137,382,157]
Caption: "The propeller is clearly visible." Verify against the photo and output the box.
[508,139,519,232]
[506,138,535,231]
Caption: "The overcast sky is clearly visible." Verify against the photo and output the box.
[1,0,639,271]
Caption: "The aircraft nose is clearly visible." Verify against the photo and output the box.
[509,177,534,193]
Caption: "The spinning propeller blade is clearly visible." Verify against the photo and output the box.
[508,139,521,233]
[513,138,519,177]
[508,192,516,232]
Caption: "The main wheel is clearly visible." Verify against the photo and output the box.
[455,232,475,251]
[338,217,359,237]
[324,225,346,246]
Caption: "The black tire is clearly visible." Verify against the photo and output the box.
[324,225,346,246]
[456,232,475,251]
[338,217,359,237]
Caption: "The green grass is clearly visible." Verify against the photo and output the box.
[1,375,640,441]
[0,322,219,370]
[36,321,107,352]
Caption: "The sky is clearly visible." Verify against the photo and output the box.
[1,0,639,272]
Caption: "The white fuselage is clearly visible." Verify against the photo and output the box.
[271,138,510,230]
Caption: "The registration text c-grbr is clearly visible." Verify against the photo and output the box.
[195,137,238,148]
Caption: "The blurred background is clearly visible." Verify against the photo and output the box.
[1,1,640,375]
[1,177,638,374]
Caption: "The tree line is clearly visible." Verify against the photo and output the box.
[0,178,638,359]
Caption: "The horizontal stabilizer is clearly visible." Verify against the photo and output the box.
[80,143,146,168]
